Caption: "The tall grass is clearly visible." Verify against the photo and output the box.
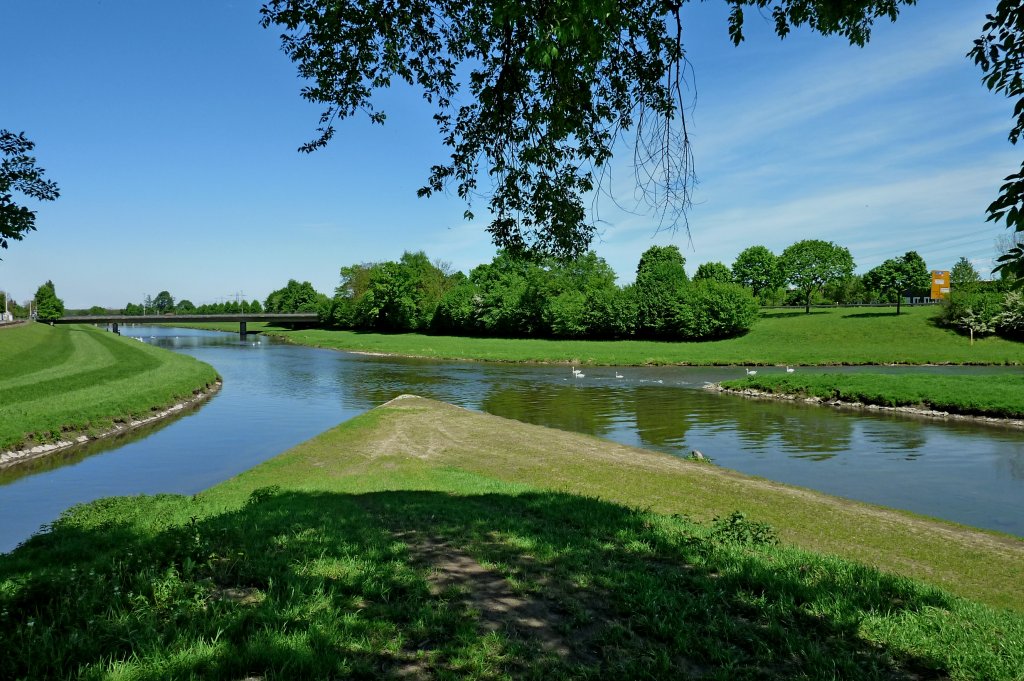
[0,324,219,450]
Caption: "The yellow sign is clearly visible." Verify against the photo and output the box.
[931,270,950,300]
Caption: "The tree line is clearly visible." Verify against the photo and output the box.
[13,240,1017,340]
[317,247,757,340]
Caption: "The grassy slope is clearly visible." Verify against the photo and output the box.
[0,323,219,450]
[265,306,1023,366]
[722,373,1024,419]
[2,398,1021,679]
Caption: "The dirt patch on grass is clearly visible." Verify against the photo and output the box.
[399,530,588,664]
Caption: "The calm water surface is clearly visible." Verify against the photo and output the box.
[1,326,1022,551]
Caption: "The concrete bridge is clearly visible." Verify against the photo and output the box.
[54,313,319,338]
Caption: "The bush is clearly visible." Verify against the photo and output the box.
[997,291,1024,339]
[670,281,759,340]
[710,511,778,546]
[941,289,1003,338]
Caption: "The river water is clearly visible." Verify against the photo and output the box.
[1,326,1022,551]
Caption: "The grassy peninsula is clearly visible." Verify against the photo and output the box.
[721,373,1024,420]
[0,323,219,452]
[3,397,1021,679]
[256,306,1022,366]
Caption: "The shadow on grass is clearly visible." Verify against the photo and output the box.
[0,489,987,679]
[758,310,833,319]
[841,311,903,319]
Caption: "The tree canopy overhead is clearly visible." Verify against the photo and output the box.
[261,0,916,258]
[971,0,1024,283]
[1,130,60,254]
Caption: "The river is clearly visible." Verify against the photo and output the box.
[1,326,1022,552]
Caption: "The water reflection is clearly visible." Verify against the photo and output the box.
[2,325,1023,553]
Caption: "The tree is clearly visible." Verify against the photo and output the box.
[153,290,175,314]
[823,274,869,305]
[731,245,784,304]
[1,130,60,253]
[123,302,143,316]
[780,240,855,313]
[693,262,733,284]
[355,261,418,331]
[469,252,536,336]
[261,0,916,258]
[950,256,980,289]
[265,279,324,313]
[176,299,196,313]
[33,280,64,321]
[862,251,930,314]
[972,2,1024,284]
[634,245,687,337]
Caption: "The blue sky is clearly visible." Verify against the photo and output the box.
[0,0,1015,308]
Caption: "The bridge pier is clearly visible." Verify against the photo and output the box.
[239,320,247,340]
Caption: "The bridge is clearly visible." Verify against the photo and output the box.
[53,313,319,339]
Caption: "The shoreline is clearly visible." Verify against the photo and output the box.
[0,380,222,469]
[706,383,1024,429]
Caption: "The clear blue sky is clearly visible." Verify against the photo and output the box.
[0,0,1015,308]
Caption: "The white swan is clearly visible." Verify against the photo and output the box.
[786,366,795,373]
[745,368,757,376]
[615,372,624,379]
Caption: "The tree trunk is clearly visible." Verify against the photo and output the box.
[896,295,901,315]
[805,291,811,314]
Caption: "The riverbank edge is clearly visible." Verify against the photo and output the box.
[0,379,222,470]
[262,331,1020,367]
[705,383,1024,428]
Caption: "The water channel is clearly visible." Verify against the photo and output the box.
[2,326,1022,552]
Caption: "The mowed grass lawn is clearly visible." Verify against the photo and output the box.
[266,306,1024,366]
[0,323,219,451]
[722,373,1024,419]
[3,397,1021,679]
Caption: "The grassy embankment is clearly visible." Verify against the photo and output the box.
[3,397,1021,679]
[256,306,1022,366]
[722,373,1024,420]
[0,323,219,452]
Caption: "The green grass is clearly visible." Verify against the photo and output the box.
[3,397,1021,679]
[722,373,1024,419]
[265,306,1023,366]
[0,323,219,450]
